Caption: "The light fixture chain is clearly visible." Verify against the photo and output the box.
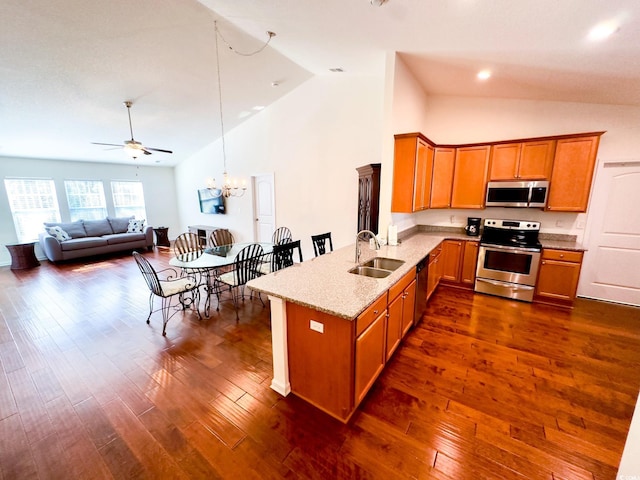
[214,21,227,175]
[215,22,275,57]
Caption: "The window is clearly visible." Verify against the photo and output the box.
[64,180,107,221]
[111,181,147,220]
[4,178,61,242]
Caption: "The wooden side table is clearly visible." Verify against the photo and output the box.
[153,227,170,247]
[6,242,40,270]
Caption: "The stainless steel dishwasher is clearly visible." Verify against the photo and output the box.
[414,255,429,325]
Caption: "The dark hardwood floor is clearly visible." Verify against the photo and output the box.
[0,247,638,479]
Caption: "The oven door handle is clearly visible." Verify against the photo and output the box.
[476,278,535,291]
[479,243,541,254]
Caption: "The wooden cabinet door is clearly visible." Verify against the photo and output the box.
[535,259,582,302]
[430,148,455,208]
[401,279,416,337]
[441,240,463,282]
[386,294,403,361]
[535,249,584,305]
[451,146,490,209]
[519,140,555,179]
[489,143,520,180]
[547,135,600,212]
[413,140,434,211]
[392,133,434,213]
[354,310,387,405]
[461,241,479,286]
[427,253,439,300]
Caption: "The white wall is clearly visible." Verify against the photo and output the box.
[175,73,386,260]
[0,157,179,265]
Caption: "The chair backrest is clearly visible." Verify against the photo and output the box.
[233,243,265,286]
[272,227,293,246]
[210,228,235,247]
[311,232,333,257]
[174,232,203,256]
[271,239,303,272]
[133,251,163,297]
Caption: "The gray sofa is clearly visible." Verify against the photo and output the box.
[38,217,154,262]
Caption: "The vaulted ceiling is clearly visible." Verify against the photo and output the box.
[1,0,638,166]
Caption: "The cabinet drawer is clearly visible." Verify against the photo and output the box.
[356,293,387,337]
[542,249,583,263]
[388,268,416,300]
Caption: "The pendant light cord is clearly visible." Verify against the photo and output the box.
[214,22,229,177]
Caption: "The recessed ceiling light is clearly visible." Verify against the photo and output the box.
[588,20,619,41]
[477,69,491,81]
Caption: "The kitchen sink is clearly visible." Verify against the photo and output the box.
[348,266,393,279]
[361,257,405,271]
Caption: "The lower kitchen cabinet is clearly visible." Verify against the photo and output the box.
[427,242,443,300]
[386,270,416,361]
[461,241,480,286]
[441,239,479,289]
[286,268,417,423]
[354,307,387,405]
[534,248,584,306]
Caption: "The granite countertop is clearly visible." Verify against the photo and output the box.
[539,238,586,251]
[247,232,446,320]
[246,228,584,321]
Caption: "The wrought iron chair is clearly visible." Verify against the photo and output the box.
[272,227,293,246]
[132,251,201,336]
[311,232,333,257]
[259,239,303,275]
[173,232,204,256]
[210,228,235,247]
[215,243,265,319]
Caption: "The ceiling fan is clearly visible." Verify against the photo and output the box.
[92,101,173,159]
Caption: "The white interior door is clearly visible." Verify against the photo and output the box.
[579,161,640,306]
[253,173,276,243]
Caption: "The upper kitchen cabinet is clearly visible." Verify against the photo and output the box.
[391,133,435,213]
[451,145,491,209]
[489,139,556,180]
[430,147,456,208]
[547,133,603,212]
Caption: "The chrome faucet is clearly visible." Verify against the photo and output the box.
[355,230,380,263]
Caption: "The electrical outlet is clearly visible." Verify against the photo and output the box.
[555,220,564,228]
[450,215,455,224]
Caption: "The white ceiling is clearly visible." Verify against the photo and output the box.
[1,0,639,167]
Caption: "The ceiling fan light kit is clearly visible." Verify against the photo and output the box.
[92,100,173,160]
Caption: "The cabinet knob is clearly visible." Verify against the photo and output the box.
[560,254,564,258]
[542,261,546,265]
[373,310,379,315]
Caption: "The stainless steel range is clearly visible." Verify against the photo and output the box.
[475,219,542,302]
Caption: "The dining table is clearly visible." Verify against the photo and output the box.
[169,242,273,316]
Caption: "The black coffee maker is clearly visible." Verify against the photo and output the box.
[465,217,481,236]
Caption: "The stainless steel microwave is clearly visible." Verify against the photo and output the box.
[485,180,549,208]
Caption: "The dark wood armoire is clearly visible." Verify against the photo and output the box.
[356,163,381,235]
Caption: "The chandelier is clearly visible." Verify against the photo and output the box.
[206,21,275,198]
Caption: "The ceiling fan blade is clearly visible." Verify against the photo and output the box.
[142,149,153,155]
[91,142,124,147]
[145,147,173,154]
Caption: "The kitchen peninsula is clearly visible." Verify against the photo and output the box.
[247,232,455,422]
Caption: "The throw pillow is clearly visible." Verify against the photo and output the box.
[45,226,71,242]
[127,219,145,233]
[43,220,87,238]
[107,216,134,234]
[83,219,114,237]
